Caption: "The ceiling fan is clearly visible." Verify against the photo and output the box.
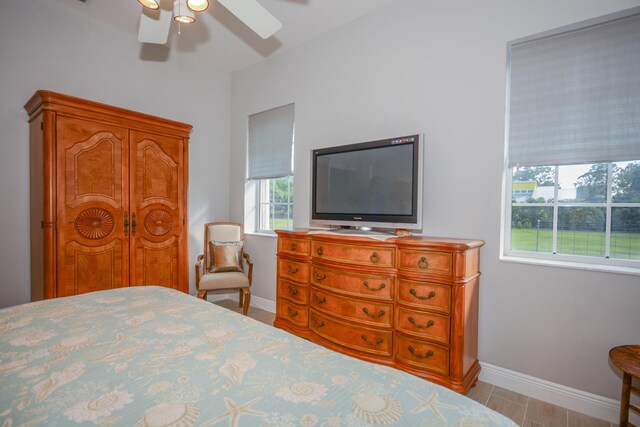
[137,0,282,44]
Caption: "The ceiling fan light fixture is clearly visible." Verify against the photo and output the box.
[186,0,209,12]
[174,14,195,23]
[137,0,160,10]
[174,0,196,24]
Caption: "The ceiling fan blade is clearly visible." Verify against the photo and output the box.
[217,0,282,39]
[138,0,173,44]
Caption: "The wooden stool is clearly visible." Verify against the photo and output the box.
[610,345,640,427]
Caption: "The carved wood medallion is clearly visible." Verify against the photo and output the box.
[75,208,115,240]
[144,209,173,236]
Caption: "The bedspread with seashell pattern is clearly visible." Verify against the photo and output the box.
[0,286,516,426]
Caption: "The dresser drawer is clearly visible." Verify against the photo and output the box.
[397,279,451,313]
[278,279,309,305]
[397,249,452,276]
[395,335,449,375]
[278,259,310,283]
[311,288,393,327]
[312,241,394,268]
[311,265,393,301]
[277,300,308,328]
[279,237,310,257]
[309,309,393,357]
[396,307,450,345]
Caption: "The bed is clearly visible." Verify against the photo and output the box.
[0,286,516,426]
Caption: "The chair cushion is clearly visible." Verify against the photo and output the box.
[208,241,244,273]
[198,271,250,291]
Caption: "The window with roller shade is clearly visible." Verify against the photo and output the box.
[247,104,295,232]
[503,8,640,270]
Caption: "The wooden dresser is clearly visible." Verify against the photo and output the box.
[25,91,191,300]
[274,229,484,394]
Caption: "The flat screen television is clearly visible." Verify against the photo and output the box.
[311,134,423,232]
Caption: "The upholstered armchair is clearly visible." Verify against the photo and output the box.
[195,222,253,315]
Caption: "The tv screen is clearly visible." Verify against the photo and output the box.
[311,134,422,230]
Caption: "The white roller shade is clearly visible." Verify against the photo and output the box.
[507,10,640,168]
[247,104,294,180]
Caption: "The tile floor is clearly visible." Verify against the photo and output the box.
[466,381,613,427]
[212,299,616,427]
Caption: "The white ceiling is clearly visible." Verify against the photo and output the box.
[56,0,401,73]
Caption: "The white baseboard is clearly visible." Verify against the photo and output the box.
[479,362,619,423]
[205,292,236,302]
[248,295,276,313]
[205,293,276,314]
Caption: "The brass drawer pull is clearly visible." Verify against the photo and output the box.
[362,307,385,319]
[409,289,436,300]
[316,246,323,256]
[370,252,379,263]
[408,346,434,359]
[124,211,129,237]
[314,294,326,304]
[312,316,325,328]
[290,242,296,251]
[287,286,298,296]
[287,265,299,274]
[287,307,298,317]
[313,271,327,281]
[417,257,428,269]
[408,317,435,329]
[363,281,386,291]
[361,335,384,346]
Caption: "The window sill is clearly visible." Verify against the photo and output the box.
[245,231,278,238]
[500,253,640,276]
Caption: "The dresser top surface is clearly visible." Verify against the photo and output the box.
[276,229,485,250]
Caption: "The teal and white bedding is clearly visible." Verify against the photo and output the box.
[0,286,516,426]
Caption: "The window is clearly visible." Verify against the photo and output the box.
[258,176,294,231]
[509,162,640,261]
[503,9,640,270]
[247,104,295,232]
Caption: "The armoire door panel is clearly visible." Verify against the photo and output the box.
[56,116,130,296]
[64,131,121,208]
[60,240,126,297]
[129,131,185,289]
[133,237,179,289]
[133,134,180,211]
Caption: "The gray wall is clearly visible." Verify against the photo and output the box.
[0,0,231,307]
[229,0,640,400]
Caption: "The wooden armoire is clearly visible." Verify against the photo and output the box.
[25,91,191,300]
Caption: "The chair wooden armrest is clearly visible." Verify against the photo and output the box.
[243,252,253,284]
[195,254,204,287]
